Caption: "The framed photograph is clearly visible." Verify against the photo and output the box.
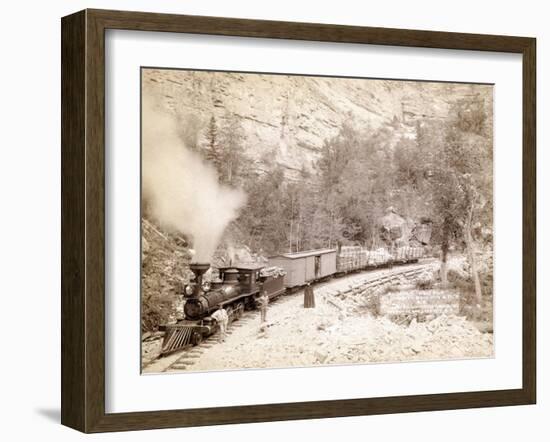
[61,9,536,433]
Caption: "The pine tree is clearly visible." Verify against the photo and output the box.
[204,115,222,175]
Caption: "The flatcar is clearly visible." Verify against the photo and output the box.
[394,246,423,264]
[336,245,423,273]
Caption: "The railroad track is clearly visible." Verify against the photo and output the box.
[344,262,434,293]
[165,315,253,371]
[155,259,436,373]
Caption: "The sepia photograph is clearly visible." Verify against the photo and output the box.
[140,68,494,374]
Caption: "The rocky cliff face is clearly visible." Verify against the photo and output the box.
[142,69,491,179]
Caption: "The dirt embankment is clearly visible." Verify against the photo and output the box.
[186,295,492,372]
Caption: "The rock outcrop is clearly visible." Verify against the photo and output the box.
[142,69,492,180]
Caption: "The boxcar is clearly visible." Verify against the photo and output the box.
[268,249,337,288]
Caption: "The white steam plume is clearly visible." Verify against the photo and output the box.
[142,98,246,263]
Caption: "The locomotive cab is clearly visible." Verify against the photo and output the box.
[218,264,265,295]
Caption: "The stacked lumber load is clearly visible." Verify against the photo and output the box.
[337,246,393,272]
[394,246,424,262]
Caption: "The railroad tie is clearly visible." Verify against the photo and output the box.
[170,361,195,369]
[181,354,202,359]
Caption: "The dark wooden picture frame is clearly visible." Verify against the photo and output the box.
[61,9,536,433]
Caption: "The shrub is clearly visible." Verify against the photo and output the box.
[416,269,435,290]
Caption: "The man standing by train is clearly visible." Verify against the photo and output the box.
[304,283,315,308]
[258,290,269,324]
[211,307,229,342]
[256,291,270,339]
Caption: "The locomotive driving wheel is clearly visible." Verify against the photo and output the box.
[227,302,245,325]
[234,302,244,321]
[191,330,203,346]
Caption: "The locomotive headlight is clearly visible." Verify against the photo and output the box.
[184,285,194,296]
[202,281,211,292]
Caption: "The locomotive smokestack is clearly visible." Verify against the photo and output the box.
[189,263,210,290]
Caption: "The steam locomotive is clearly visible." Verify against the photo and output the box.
[160,262,286,354]
[160,246,423,355]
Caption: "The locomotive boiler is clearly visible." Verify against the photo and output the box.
[183,264,245,320]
